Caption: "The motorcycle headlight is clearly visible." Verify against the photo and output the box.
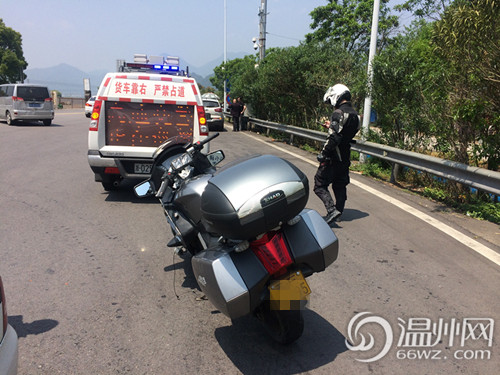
[178,166,193,179]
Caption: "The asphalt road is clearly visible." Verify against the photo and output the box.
[1,110,498,375]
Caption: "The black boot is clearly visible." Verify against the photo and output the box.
[323,208,342,223]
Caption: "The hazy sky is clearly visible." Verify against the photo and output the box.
[2,0,409,73]
[2,0,332,72]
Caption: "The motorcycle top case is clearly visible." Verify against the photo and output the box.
[201,155,309,240]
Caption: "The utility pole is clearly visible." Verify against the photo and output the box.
[360,0,380,163]
[258,0,267,61]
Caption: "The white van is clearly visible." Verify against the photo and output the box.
[87,66,209,190]
[0,84,54,126]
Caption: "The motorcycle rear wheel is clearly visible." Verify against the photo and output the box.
[255,302,304,344]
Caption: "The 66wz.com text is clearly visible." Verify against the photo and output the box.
[396,349,491,360]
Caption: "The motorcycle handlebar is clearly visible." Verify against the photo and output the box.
[155,179,168,198]
[191,132,219,151]
[156,171,175,198]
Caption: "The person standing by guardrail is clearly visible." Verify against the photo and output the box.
[229,98,244,131]
[238,97,247,130]
[314,84,360,224]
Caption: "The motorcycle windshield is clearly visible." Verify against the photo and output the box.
[152,136,190,159]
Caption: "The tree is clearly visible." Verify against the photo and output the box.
[305,0,399,54]
[394,0,451,21]
[211,42,364,128]
[371,25,435,151]
[431,0,500,169]
[0,19,27,84]
[210,55,258,104]
[252,42,364,126]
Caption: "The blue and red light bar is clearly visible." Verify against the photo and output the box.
[125,62,180,72]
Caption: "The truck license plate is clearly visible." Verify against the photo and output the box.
[134,163,152,174]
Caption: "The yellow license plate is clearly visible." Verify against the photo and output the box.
[269,270,311,310]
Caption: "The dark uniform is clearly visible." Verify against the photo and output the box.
[314,101,360,221]
[229,100,243,131]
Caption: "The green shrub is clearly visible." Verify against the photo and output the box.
[350,157,392,180]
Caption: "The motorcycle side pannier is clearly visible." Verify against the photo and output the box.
[201,155,309,240]
[191,244,269,319]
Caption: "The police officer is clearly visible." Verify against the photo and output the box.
[314,84,360,223]
[229,98,243,131]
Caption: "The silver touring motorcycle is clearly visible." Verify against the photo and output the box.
[134,132,339,344]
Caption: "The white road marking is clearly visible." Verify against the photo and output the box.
[241,131,500,266]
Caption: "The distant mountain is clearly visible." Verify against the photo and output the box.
[24,51,250,97]
[25,64,108,97]
[187,51,250,77]
[190,72,212,88]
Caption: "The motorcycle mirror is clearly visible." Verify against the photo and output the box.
[207,150,225,166]
[134,180,153,197]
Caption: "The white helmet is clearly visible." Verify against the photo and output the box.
[323,84,351,107]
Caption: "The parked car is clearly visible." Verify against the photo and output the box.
[201,92,220,101]
[203,98,224,131]
[85,96,96,117]
[0,84,54,126]
[0,276,18,375]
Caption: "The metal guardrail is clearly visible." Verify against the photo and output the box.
[234,116,500,196]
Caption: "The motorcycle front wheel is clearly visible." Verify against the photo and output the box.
[255,301,304,344]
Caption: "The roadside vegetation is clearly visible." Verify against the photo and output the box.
[349,155,500,224]
[210,0,499,224]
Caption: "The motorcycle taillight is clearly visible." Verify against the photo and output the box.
[251,232,292,276]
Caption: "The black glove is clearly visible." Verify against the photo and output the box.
[317,153,327,163]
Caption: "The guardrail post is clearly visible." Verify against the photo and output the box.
[390,163,401,184]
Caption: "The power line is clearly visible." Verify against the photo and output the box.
[266,32,301,42]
